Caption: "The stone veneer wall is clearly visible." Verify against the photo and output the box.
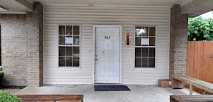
[0,2,43,87]
[170,4,188,79]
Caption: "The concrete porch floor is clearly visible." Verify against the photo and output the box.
[15,85,195,102]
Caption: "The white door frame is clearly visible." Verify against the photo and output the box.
[93,25,122,84]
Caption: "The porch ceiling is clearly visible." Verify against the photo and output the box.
[1,0,212,16]
[182,0,213,17]
[0,0,32,14]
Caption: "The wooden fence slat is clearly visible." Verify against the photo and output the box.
[187,41,213,83]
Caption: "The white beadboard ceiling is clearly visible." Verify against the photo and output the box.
[0,0,196,14]
[1,0,211,16]
[0,0,32,14]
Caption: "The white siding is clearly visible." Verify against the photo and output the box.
[41,0,171,85]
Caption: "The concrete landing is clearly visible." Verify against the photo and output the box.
[16,85,195,102]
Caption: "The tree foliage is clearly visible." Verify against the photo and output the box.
[188,17,213,41]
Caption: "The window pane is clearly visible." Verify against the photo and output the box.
[149,27,155,36]
[142,48,148,57]
[59,57,66,66]
[59,25,65,35]
[135,58,142,67]
[59,46,65,56]
[135,37,141,46]
[149,48,155,57]
[149,37,155,46]
[142,58,148,67]
[73,26,80,35]
[65,36,73,45]
[59,36,65,45]
[142,27,148,36]
[135,48,142,57]
[135,27,142,36]
[66,47,72,56]
[66,25,72,35]
[73,36,80,45]
[141,37,149,46]
[136,27,148,36]
[73,57,79,67]
[73,47,79,54]
[148,58,155,67]
[66,57,73,66]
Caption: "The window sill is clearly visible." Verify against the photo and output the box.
[59,67,80,69]
[135,67,155,69]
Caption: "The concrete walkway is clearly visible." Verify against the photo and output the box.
[16,85,193,102]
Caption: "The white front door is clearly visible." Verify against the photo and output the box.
[95,26,120,83]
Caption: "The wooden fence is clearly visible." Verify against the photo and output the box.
[187,41,213,83]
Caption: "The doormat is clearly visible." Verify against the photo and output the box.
[94,85,130,91]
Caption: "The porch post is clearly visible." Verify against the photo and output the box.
[170,4,188,80]
[33,2,43,86]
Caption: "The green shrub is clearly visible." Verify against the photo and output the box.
[0,91,21,102]
[188,17,213,41]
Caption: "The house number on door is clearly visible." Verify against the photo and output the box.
[105,35,110,39]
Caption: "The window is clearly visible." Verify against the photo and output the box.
[59,25,80,67]
[135,26,156,68]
